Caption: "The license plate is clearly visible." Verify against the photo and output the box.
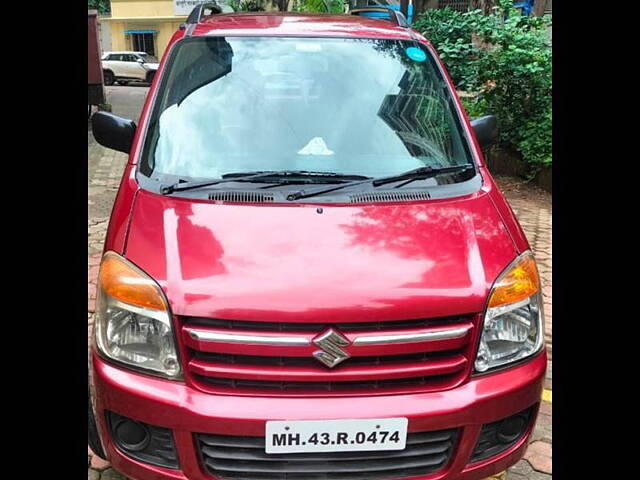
[265,418,408,454]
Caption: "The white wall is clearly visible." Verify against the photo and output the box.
[98,19,112,55]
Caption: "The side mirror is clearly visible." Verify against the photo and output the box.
[470,115,498,149]
[136,58,145,64]
[91,111,136,154]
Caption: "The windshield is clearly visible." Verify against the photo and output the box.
[140,36,473,181]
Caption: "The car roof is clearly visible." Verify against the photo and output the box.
[188,12,419,41]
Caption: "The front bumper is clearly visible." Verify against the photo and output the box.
[91,349,546,480]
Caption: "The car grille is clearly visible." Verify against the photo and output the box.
[196,429,459,479]
[180,315,476,396]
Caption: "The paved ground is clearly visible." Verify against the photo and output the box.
[88,85,147,256]
[493,177,552,480]
[88,86,552,480]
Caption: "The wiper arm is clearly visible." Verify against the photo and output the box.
[222,170,368,181]
[372,164,474,187]
[286,164,474,201]
[161,171,369,195]
[161,171,283,194]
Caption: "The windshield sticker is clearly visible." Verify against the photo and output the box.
[297,137,335,156]
[406,47,427,62]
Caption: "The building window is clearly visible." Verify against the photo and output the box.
[132,33,155,55]
[125,30,157,56]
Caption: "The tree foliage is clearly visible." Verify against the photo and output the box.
[88,0,110,14]
[470,0,495,15]
[228,0,267,11]
[228,0,344,12]
[413,0,552,170]
[292,0,344,13]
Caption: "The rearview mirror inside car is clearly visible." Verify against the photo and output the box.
[470,115,498,149]
[91,111,137,154]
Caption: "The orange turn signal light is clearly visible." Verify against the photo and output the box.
[488,253,540,309]
[98,252,167,311]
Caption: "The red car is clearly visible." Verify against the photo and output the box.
[89,6,546,480]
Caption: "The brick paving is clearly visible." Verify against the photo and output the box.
[495,176,552,479]
[87,87,552,480]
[88,86,139,480]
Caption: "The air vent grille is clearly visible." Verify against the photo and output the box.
[196,429,459,479]
[350,191,431,203]
[208,191,274,203]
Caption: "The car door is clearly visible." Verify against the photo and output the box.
[111,54,129,77]
[124,54,146,80]
[103,54,121,76]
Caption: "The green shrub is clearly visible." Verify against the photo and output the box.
[412,8,488,91]
[293,0,344,13]
[460,95,488,118]
[88,0,110,14]
[228,0,266,11]
[413,1,552,171]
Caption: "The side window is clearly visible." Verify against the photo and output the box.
[112,54,123,61]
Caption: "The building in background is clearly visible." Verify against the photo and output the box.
[101,1,215,59]
[97,15,112,54]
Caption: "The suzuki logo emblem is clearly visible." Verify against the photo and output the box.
[312,328,351,368]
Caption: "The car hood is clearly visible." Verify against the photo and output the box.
[146,63,159,70]
[124,190,517,322]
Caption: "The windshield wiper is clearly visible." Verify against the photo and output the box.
[160,171,368,195]
[286,164,474,201]
[372,164,474,187]
[161,171,279,194]
[223,171,368,181]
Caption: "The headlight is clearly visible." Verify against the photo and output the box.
[94,251,181,379]
[474,251,544,373]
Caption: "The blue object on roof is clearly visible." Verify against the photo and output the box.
[367,5,414,24]
[125,29,157,34]
[513,0,534,16]
[354,1,414,24]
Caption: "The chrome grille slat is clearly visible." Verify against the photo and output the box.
[192,350,458,367]
[186,316,465,332]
